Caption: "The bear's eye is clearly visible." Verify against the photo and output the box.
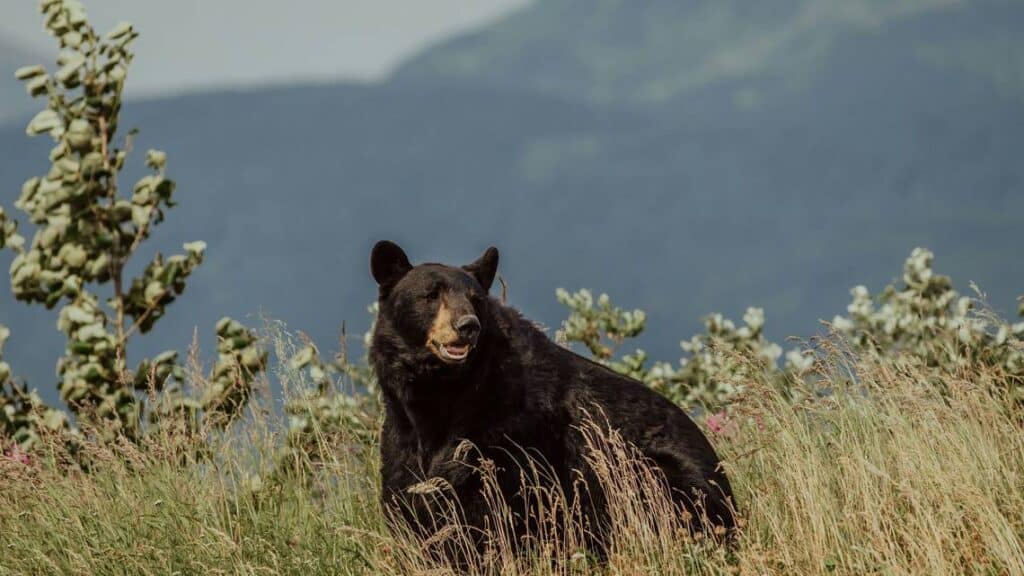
[427,286,443,299]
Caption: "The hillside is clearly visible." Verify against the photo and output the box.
[2,0,1023,402]
[395,0,1024,107]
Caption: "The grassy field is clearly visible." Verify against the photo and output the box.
[2,341,1022,575]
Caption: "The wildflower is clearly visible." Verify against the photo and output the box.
[4,444,32,465]
[706,411,728,435]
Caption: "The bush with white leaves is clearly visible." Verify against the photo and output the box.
[833,248,1023,399]
[279,304,380,466]
[1,324,68,447]
[558,248,1021,412]
[556,288,809,411]
[0,0,266,445]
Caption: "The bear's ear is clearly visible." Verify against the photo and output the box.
[464,246,499,292]
[370,240,412,288]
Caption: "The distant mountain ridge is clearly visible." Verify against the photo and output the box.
[395,0,1024,107]
[2,1,1022,404]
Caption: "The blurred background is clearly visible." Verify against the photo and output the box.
[2,0,1022,405]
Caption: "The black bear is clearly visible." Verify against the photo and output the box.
[369,241,735,556]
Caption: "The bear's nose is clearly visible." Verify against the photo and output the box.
[454,314,481,341]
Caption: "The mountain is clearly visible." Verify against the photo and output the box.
[395,0,1024,108]
[2,0,1022,405]
[0,37,46,125]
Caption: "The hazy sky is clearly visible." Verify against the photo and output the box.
[1,0,528,97]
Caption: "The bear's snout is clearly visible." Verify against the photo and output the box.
[426,299,479,364]
[454,314,480,342]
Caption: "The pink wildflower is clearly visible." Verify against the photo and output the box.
[706,411,728,435]
[3,444,32,465]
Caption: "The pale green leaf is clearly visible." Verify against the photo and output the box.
[105,21,133,40]
[26,109,61,136]
[15,65,46,81]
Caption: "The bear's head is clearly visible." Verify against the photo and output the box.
[370,241,499,366]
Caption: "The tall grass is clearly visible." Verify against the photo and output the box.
[2,336,1022,575]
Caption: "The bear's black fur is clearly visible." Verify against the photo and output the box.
[369,241,736,555]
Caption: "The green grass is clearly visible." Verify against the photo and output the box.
[2,341,1023,575]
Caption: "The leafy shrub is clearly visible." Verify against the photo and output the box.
[0,324,67,447]
[558,248,1022,412]
[277,303,380,468]
[0,0,265,446]
[832,248,1024,396]
[557,289,809,412]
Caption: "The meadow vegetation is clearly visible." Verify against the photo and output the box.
[2,318,1023,575]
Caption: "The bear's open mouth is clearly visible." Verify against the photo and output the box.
[435,340,472,362]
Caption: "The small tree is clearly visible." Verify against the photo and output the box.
[1,0,265,442]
